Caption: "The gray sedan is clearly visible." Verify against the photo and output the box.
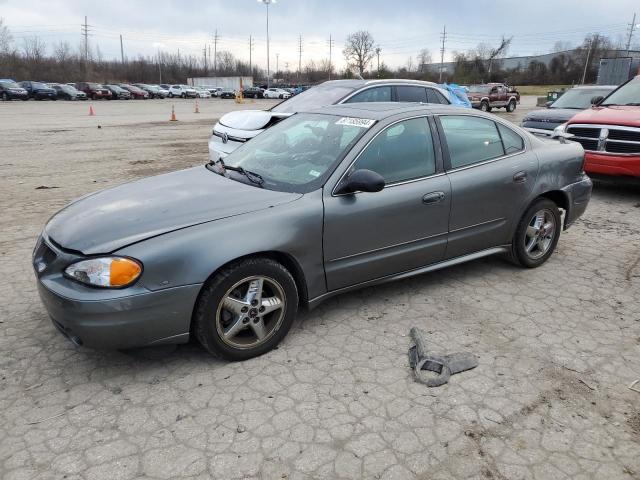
[34,103,592,360]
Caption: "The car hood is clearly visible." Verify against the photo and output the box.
[523,108,582,123]
[219,110,291,131]
[45,166,301,255]
[567,106,640,127]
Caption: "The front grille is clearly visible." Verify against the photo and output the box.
[571,138,599,151]
[213,130,247,143]
[568,127,600,138]
[606,141,640,154]
[567,124,640,155]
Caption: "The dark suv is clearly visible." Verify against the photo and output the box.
[19,81,57,100]
[75,82,112,100]
[0,79,29,100]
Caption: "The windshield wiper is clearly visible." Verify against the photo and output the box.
[207,158,264,187]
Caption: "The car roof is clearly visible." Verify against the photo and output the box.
[303,102,474,120]
[569,85,617,90]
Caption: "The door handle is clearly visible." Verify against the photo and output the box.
[513,171,528,183]
[422,191,446,205]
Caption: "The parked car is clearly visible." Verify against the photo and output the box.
[19,81,57,100]
[521,85,616,135]
[195,87,211,98]
[264,88,292,99]
[104,84,132,100]
[218,88,236,99]
[168,84,197,98]
[467,83,520,112]
[50,83,87,100]
[557,75,640,179]
[75,82,112,100]
[242,87,264,99]
[135,83,167,99]
[209,79,464,159]
[201,85,221,95]
[34,103,591,359]
[210,87,223,97]
[159,84,172,91]
[119,84,149,99]
[152,85,170,97]
[0,79,29,100]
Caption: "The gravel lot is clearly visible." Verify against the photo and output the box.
[1,96,639,480]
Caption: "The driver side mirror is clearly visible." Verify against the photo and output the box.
[335,169,385,195]
[590,95,604,105]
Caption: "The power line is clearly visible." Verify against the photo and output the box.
[626,13,638,53]
[249,35,255,76]
[213,29,219,76]
[80,16,91,64]
[298,34,303,81]
[327,34,334,80]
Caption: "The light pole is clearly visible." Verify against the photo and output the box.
[258,0,276,88]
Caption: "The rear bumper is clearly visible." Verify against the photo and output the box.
[584,152,640,178]
[561,174,593,229]
[37,279,200,349]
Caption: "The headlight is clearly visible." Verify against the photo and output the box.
[65,257,142,288]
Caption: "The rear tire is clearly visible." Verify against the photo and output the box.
[194,258,298,361]
[506,99,516,112]
[511,198,561,268]
[1,92,7,101]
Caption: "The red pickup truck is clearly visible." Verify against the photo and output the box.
[467,83,520,112]
[560,75,640,179]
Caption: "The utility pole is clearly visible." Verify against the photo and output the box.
[203,45,207,74]
[439,25,446,82]
[276,53,279,77]
[249,35,255,77]
[213,29,219,77]
[375,46,381,76]
[626,13,637,54]
[81,16,90,64]
[120,34,124,63]
[158,50,162,84]
[328,34,334,80]
[298,34,303,82]
[581,37,593,84]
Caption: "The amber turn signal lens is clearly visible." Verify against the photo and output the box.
[109,258,142,286]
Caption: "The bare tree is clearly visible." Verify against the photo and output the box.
[22,36,46,61]
[552,40,572,53]
[0,17,12,53]
[343,30,375,75]
[417,48,432,72]
[53,41,72,63]
[406,56,414,73]
[483,36,512,75]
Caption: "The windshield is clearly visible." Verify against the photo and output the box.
[600,76,640,106]
[468,85,491,94]
[0,81,20,88]
[550,87,615,109]
[271,83,359,113]
[220,113,371,193]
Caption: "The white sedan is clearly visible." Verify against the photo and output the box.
[263,88,292,99]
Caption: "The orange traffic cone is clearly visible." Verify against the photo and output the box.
[88,105,95,116]
[194,99,200,114]
[170,105,177,121]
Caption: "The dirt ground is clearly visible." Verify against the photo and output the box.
[0,96,639,480]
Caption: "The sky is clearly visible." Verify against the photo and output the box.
[1,0,638,72]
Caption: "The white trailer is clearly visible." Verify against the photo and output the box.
[187,76,253,91]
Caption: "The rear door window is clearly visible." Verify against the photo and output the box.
[344,86,392,103]
[497,124,524,154]
[396,86,427,103]
[440,115,505,169]
[427,88,450,104]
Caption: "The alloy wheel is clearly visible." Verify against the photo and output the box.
[524,209,556,260]
[215,275,286,349]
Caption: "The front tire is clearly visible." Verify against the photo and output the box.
[506,99,516,112]
[194,258,298,360]
[511,198,561,268]
[480,100,491,112]
[1,92,7,101]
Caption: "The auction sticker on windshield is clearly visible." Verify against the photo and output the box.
[335,117,376,128]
